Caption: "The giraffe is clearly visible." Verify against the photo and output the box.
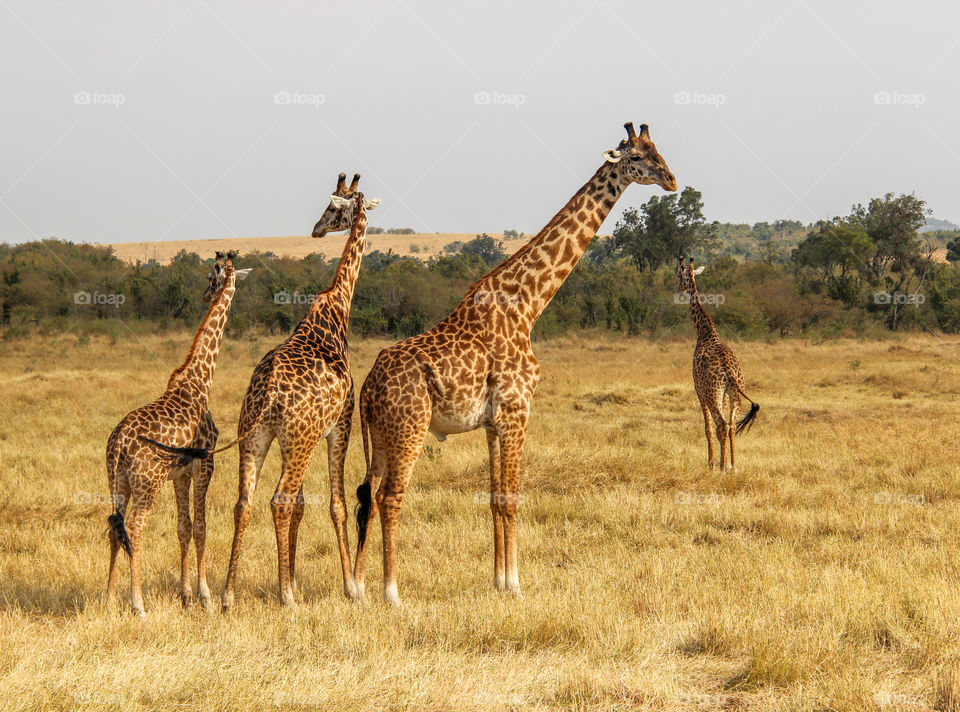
[217,176,379,608]
[105,251,252,615]
[351,123,677,606]
[675,257,760,470]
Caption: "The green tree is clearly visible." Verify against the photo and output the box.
[792,219,875,304]
[612,186,718,272]
[851,193,932,329]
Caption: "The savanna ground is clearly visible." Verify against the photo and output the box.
[1,330,959,711]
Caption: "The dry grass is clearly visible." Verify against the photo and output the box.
[105,232,528,264]
[1,331,960,710]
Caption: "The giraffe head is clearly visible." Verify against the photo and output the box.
[602,122,677,191]
[676,257,705,296]
[203,251,252,302]
[311,173,381,237]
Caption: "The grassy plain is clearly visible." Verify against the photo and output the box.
[1,331,959,710]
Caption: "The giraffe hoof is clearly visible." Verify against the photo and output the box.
[383,583,402,608]
[221,592,235,612]
[132,607,146,618]
[280,591,296,607]
[198,595,214,613]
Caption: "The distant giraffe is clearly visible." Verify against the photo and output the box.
[675,257,759,470]
[105,251,251,615]
[352,123,677,606]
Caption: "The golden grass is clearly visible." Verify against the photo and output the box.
[1,331,959,710]
[105,232,528,264]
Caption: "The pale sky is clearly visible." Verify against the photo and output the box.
[0,0,957,245]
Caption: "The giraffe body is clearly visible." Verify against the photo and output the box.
[105,252,249,615]
[677,258,759,470]
[220,177,380,608]
[354,123,677,606]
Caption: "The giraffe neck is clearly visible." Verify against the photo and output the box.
[465,161,627,328]
[304,204,367,326]
[331,205,368,309]
[688,286,716,342]
[166,273,236,401]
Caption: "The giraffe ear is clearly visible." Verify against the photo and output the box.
[692,266,706,276]
[329,194,351,209]
[602,149,622,164]
[235,268,253,281]
[363,198,381,210]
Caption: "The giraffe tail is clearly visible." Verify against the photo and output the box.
[355,394,374,551]
[735,398,760,435]
[138,436,210,467]
[108,510,132,557]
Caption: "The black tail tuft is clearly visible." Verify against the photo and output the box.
[108,510,132,557]
[736,402,760,435]
[139,436,209,467]
[355,482,372,550]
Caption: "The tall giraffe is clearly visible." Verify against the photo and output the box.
[352,123,677,606]
[105,251,251,615]
[675,257,759,470]
[219,177,379,608]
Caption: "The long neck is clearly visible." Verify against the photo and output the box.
[688,282,716,341]
[315,206,367,317]
[166,273,236,400]
[466,161,627,327]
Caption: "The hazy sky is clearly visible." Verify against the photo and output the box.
[1,0,957,245]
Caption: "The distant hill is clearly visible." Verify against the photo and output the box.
[922,217,959,233]
[106,232,529,264]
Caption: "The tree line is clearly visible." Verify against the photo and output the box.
[2,188,958,341]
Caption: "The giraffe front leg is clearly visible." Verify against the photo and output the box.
[327,396,358,600]
[486,428,506,591]
[172,472,193,607]
[193,455,214,612]
[498,407,530,597]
